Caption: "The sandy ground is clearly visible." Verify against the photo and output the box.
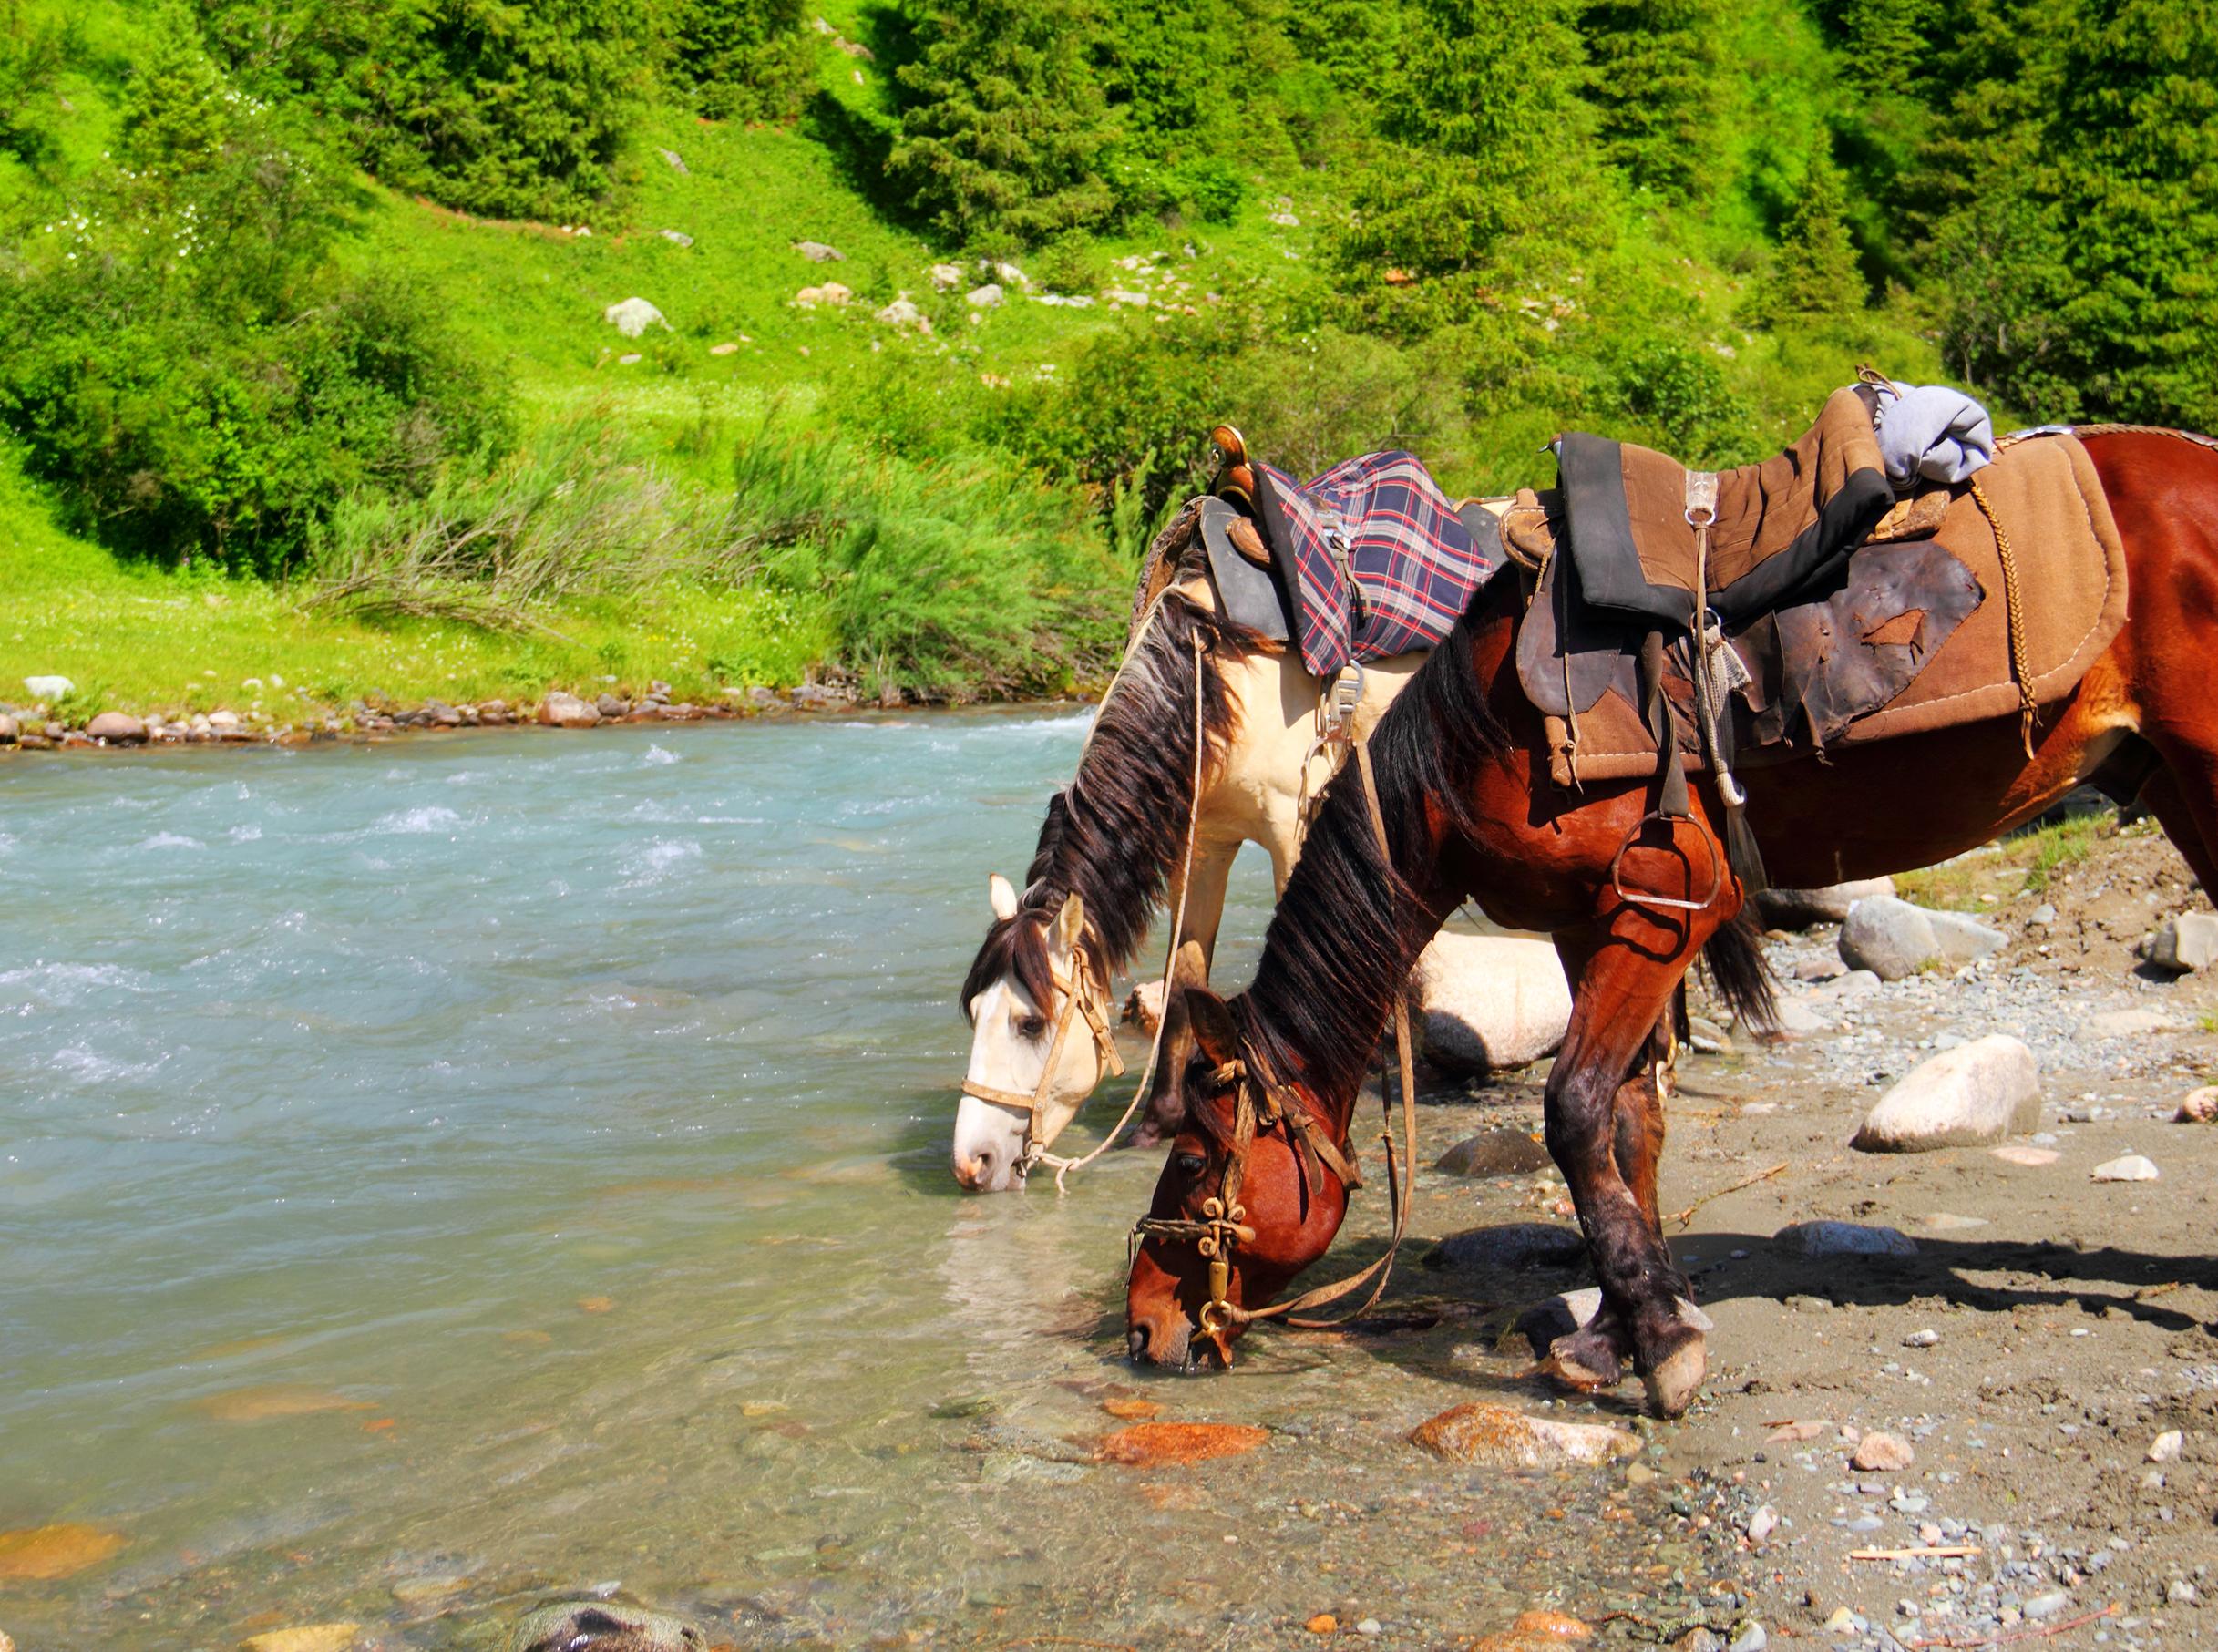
[1401,815,2218,1651]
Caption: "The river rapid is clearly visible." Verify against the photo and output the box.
[0,717,1686,1650]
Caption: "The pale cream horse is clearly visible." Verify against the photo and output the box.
[951,513,1428,1192]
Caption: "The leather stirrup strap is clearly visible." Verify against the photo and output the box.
[1639,630,1690,821]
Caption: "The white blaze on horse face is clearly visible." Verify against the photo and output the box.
[952,888,1102,1193]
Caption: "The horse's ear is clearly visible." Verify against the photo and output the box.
[988,873,1018,921]
[1181,986,1239,1068]
[1050,890,1084,955]
[1170,939,1207,993]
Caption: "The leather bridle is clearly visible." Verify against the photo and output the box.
[960,949,1124,1175]
[1128,738,1419,1363]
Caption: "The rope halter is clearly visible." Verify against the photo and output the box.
[960,949,1124,1175]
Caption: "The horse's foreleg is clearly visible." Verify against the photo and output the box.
[1168,834,1238,970]
[1544,923,1714,1418]
[1537,1012,1674,1394]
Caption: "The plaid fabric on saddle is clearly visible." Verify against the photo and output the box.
[1255,450,1503,678]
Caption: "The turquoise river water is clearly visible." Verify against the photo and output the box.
[0,716,1684,1651]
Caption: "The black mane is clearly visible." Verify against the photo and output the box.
[1236,593,1513,1113]
[961,590,1246,1019]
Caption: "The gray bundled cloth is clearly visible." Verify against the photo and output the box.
[1873,380,1996,488]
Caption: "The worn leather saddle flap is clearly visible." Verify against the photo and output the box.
[1515,542,1634,718]
[1198,497,1292,641]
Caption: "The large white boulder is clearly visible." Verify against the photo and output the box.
[1851,1033,2041,1152]
[1414,931,1571,1075]
[1839,895,2005,980]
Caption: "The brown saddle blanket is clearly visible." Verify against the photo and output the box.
[1513,432,2128,785]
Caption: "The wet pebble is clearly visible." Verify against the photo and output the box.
[239,1626,361,1652]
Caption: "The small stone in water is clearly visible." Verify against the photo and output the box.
[237,1626,361,1652]
[1096,1421,1268,1467]
[577,1296,616,1313]
[1509,1608,1592,1639]
[1100,1396,1161,1421]
[0,1523,126,1580]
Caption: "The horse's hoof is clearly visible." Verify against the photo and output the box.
[1539,1327,1626,1391]
[1642,1334,1707,1418]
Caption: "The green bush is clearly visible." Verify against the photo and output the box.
[200,0,647,223]
[0,36,506,572]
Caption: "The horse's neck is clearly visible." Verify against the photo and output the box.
[1240,782,1458,1134]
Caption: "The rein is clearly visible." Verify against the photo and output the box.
[1130,736,1420,1362]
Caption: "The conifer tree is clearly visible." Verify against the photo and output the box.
[1582,0,1721,198]
[1333,0,1606,332]
[2046,0,2218,426]
[889,0,1118,251]
[669,0,810,122]
[1758,154,1864,322]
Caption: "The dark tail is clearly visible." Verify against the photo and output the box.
[1698,907,1776,1035]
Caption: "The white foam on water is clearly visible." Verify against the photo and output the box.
[618,837,703,886]
[377,805,463,836]
[44,1043,164,1085]
[0,961,148,1003]
[228,825,263,843]
[0,831,17,854]
[643,744,681,766]
[139,832,204,850]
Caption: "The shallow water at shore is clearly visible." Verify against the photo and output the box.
[0,717,1674,1649]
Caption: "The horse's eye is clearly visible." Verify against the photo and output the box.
[1174,1152,1207,1179]
[1018,1014,1049,1040]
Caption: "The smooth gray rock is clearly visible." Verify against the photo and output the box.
[929,262,965,290]
[594,693,628,719]
[1755,877,1896,929]
[601,297,670,337]
[1840,896,2005,980]
[0,713,16,743]
[1852,1034,2041,1152]
[23,673,71,701]
[966,282,1004,308]
[511,1601,706,1652]
[1425,1222,1585,1272]
[1777,1220,1918,1257]
[2149,911,2218,971]
[1434,1126,1551,1177]
[655,147,688,173]
[659,228,693,248]
[793,240,845,262]
[540,691,601,728]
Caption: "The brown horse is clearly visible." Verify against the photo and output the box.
[1125,429,2218,1416]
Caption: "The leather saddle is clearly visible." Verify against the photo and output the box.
[1511,385,1986,888]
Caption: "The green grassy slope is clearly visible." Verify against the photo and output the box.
[0,0,1953,726]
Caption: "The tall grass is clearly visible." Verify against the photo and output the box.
[304,410,1125,697]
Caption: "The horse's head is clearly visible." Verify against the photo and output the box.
[953,876,1115,1192]
[1124,982,1353,1370]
